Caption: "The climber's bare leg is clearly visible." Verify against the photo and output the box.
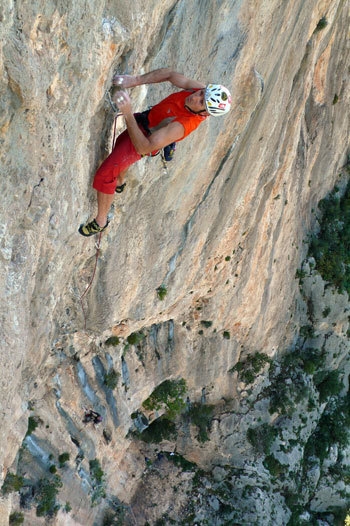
[95,192,114,227]
[117,169,127,187]
[95,169,128,226]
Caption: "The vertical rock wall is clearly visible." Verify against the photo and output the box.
[0,0,349,523]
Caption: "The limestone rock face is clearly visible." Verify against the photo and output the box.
[0,0,349,524]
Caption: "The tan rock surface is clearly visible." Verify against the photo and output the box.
[0,0,349,523]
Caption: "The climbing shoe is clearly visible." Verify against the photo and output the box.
[78,218,109,237]
[115,183,126,193]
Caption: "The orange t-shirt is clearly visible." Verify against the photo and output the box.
[147,90,207,141]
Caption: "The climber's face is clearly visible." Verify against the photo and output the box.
[185,89,208,115]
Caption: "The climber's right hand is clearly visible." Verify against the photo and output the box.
[112,74,137,89]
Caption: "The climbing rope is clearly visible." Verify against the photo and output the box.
[79,87,169,328]
[79,231,102,329]
[79,90,123,328]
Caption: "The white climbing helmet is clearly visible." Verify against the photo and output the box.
[205,84,232,116]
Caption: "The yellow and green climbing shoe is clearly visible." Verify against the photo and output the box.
[78,218,109,237]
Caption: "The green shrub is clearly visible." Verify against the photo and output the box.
[89,459,104,484]
[9,512,24,525]
[188,403,214,442]
[247,423,277,455]
[304,394,350,462]
[201,320,213,328]
[143,379,187,420]
[322,307,331,317]
[263,455,286,477]
[295,269,306,281]
[223,331,230,340]
[140,417,176,443]
[89,459,106,505]
[104,369,120,389]
[105,336,120,346]
[58,452,70,467]
[299,325,315,339]
[315,16,327,31]
[157,285,167,300]
[269,371,309,416]
[35,475,62,517]
[103,509,125,525]
[300,347,326,375]
[308,181,350,295]
[231,352,271,384]
[314,370,344,402]
[165,452,197,471]
[26,416,42,436]
[1,473,24,495]
[127,332,145,346]
[49,465,57,474]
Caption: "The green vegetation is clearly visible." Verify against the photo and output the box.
[58,452,70,467]
[104,368,120,389]
[295,268,306,282]
[127,331,145,346]
[105,336,120,346]
[223,331,230,340]
[315,16,327,31]
[267,352,310,416]
[1,472,24,495]
[200,320,213,328]
[230,352,271,384]
[89,458,106,505]
[288,507,348,526]
[9,512,24,525]
[263,455,286,477]
[35,475,62,517]
[247,423,278,455]
[165,451,197,471]
[139,417,176,443]
[142,379,187,420]
[300,347,326,375]
[313,370,344,402]
[322,306,331,317]
[89,459,104,484]
[304,394,350,463]
[299,324,315,339]
[157,285,167,300]
[308,180,350,294]
[103,509,126,525]
[26,415,42,436]
[49,465,57,474]
[187,403,214,442]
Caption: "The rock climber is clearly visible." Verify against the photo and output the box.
[79,68,232,236]
[83,409,102,425]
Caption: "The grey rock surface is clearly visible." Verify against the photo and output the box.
[0,0,349,524]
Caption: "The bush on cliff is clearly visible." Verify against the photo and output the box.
[308,179,350,294]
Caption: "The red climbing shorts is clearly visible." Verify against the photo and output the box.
[93,127,144,195]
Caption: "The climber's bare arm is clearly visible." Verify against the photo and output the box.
[115,90,183,155]
[113,68,205,90]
